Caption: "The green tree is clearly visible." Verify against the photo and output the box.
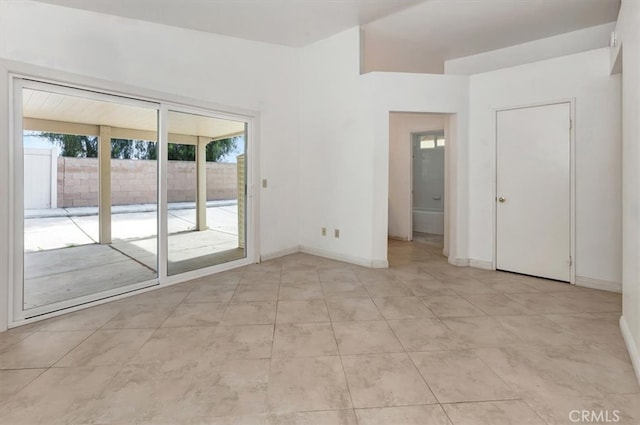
[110,139,158,160]
[166,137,239,162]
[40,133,98,158]
[205,137,239,162]
[39,132,239,162]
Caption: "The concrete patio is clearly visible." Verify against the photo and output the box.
[23,202,244,309]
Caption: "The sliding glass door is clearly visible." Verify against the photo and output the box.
[166,109,247,276]
[17,82,160,317]
[12,78,251,323]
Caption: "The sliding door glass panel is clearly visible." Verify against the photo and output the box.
[166,110,247,276]
[22,86,158,311]
[109,136,159,278]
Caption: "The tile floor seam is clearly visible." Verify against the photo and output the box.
[404,352,447,406]
[440,398,528,405]
[226,280,243,304]
[0,368,47,412]
[80,359,133,419]
[263,278,283,415]
[456,294,502,316]
[49,328,99,369]
[470,346,525,399]
[269,282,281,359]
[382,309,443,407]
[519,396,560,425]
[438,402,457,425]
[413,295,440,318]
[265,331,276,416]
[329,319,358,414]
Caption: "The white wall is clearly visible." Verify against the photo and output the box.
[388,113,446,239]
[0,1,301,330]
[298,28,379,266]
[445,23,616,75]
[616,0,640,384]
[468,48,623,287]
[363,36,445,74]
[367,72,469,265]
[299,31,470,268]
[0,0,300,259]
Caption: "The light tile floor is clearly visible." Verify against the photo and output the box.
[0,239,638,424]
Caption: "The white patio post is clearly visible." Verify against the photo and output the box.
[196,136,207,231]
[99,125,112,244]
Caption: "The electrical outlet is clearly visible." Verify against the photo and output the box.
[334,229,340,238]
[321,227,327,236]
[262,179,267,188]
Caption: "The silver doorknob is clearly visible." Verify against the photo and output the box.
[498,197,506,203]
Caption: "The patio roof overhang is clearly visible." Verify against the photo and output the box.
[22,88,245,144]
[21,88,246,245]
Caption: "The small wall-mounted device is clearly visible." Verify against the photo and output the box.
[610,31,617,48]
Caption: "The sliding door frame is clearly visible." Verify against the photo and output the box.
[4,63,259,328]
[11,78,162,322]
[160,103,256,284]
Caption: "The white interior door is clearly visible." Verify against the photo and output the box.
[496,102,571,282]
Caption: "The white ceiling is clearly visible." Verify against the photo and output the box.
[364,0,620,62]
[32,0,424,47]
[33,0,620,71]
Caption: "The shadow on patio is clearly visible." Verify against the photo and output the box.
[24,202,242,309]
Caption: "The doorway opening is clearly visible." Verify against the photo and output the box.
[411,130,445,249]
[388,112,452,256]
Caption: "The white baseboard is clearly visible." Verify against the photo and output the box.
[370,259,390,269]
[620,316,640,386]
[260,246,300,262]
[299,245,388,269]
[469,259,494,270]
[575,276,622,293]
[448,257,469,267]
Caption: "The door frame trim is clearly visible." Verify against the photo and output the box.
[492,99,576,284]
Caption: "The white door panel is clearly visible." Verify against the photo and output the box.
[496,103,571,282]
[24,149,52,209]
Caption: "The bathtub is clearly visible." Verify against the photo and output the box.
[413,208,444,235]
